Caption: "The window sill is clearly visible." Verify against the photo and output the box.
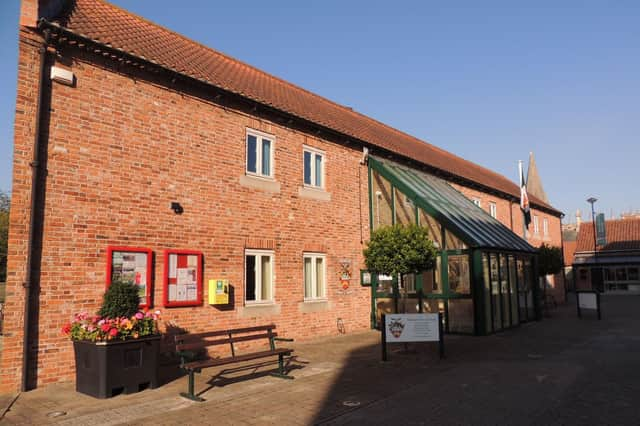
[298,300,331,313]
[239,174,280,193]
[298,186,331,201]
[238,303,281,318]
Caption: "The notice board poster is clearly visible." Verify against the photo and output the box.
[107,246,153,308]
[163,250,203,307]
[385,313,440,343]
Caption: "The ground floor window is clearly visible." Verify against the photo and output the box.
[245,250,274,303]
[304,253,326,300]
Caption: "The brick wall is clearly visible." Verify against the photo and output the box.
[2,24,566,392]
[1,34,372,391]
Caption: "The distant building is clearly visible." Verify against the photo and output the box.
[573,218,640,293]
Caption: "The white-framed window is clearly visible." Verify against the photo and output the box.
[489,202,497,219]
[472,198,481,207]
[245,249,274,303]
[246,129,274,178]
[303,146,324,189]
[533,215,540,235]
[543,217,549,236]
[303,253,326,300]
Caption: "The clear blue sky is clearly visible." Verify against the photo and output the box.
[1,0,639,222]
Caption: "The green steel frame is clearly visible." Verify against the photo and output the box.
[366,156,540,335]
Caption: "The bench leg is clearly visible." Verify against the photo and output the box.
[270,353,294,380]
[180,370,205,402]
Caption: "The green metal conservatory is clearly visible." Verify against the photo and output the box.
[366,156,540,335]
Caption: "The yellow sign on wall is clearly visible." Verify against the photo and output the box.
[208,279,229,305]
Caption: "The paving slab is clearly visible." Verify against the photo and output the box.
[1,294,640,425]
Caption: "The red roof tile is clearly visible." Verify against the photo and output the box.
[45,0,559,214]
[576,219,640,252]
[563,240,577,266]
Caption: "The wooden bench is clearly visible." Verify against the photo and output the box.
[175,324,294,401]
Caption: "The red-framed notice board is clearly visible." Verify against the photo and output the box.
[163,249,203,307]
[106,246,153,309]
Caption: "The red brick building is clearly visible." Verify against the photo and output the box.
[573,218,640,293]
[1,0,563,392]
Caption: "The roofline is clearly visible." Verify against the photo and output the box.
[39,18,562,217]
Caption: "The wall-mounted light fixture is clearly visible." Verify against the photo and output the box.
[170,202,183,214]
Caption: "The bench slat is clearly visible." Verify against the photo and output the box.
[174,325,276,344]
[176,332,277,352]
[184,348,293,370]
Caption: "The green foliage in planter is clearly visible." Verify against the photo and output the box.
[98,280,140,319]
[363,224,437,277]
[538,243,563,277]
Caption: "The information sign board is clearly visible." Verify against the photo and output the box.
[385,313,439,342]
[577,290,601,320]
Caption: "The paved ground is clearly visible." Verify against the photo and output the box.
[1,294,639,425]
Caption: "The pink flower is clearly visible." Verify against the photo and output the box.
[61,323,72,335]
[101,324,111,332]
[135,312,144,320]
[98,319,105,326]
[109,328,118,337]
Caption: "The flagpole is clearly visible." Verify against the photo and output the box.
[519,160,527,241]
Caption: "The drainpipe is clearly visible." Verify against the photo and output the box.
[21,27,51,392]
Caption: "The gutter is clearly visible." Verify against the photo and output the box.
[21,26,51,392]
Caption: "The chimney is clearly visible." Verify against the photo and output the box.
[576,209,582,231]
[20,0,41,28]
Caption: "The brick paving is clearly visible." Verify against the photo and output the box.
[1,294,640,425]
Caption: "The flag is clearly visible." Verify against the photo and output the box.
[519,161,531,228]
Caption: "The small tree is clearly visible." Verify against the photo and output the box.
[538,243,563,277]
[98,280,140,319]
[363,223,437,285]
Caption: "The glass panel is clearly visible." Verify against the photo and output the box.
[448,299,474,333]
[376,298,395,325]
[315,257,324,297]
[261,139,271,176]
[508,256,519,324]
[421,268,441,294]
[628,267,639,281]
[604,268,614,282]
[483,254,492,333]
[372,170,393,229]
[418,209,443,248]
[261,255,272,301]
[394,187,415,225]
[500,254,510,328]
[247,135,257,173]
[303,151,311,185]
[315,154,322,187]
[448,255,470,294]
[376,274,394,294]
[304,257,312,298]
[245,255,256,301]
[401,273,416,293]
[435,256,442,293]
[517,258,527,321]
[616,268,628,281]
[490,254,501,330]
[525,259,534,319]
[445,230,467,250]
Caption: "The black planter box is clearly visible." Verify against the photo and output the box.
[73,335,160,398]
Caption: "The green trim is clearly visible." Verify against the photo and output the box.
[367,162,374,233]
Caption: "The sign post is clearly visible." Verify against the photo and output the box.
[381,313,444,361]
[596,213,607,246]
[577,290,601,320]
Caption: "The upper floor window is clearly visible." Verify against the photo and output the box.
[543,218,549,236]
[489,202,497,219]
[303,146,324,188]
[246,129,274,178]
[303,253,326,300]
[472,198,481,207]
[245,249,274,303]
[533,215,540,235]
